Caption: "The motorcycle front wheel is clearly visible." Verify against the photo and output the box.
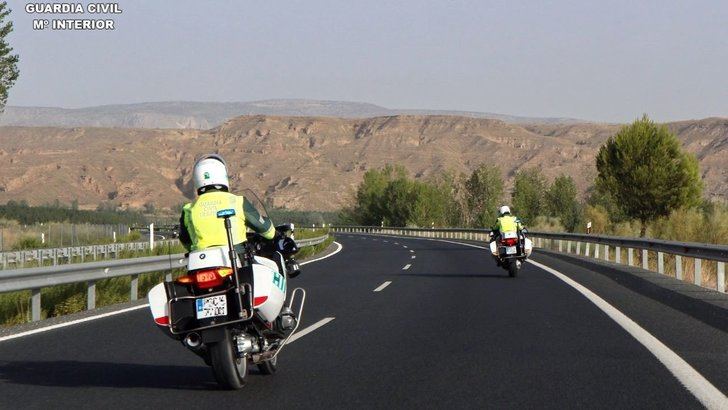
[210,328,248,390]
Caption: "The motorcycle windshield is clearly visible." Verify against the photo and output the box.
[242,188,271,220]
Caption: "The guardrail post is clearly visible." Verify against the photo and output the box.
[604,245,609,261]
[615,246,621,264]
[53,249,58,266]
[585,243,590,258]
[694,259,702,286]
[558,240,563,252]
[567,241,572,253]
[39,250,44,267]
[642,250,649,270]
[675,255,683,280]
[31,288,41,321]
[131,274,139,301]
[718,262,725,293]
[594,243,599,259]
[87,281,96,310]
[657,252,664,274]
[576,242,581,255]
[628,248,634,266]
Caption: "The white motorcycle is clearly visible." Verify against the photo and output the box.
[147,198,304,389]
[489,230,533,277]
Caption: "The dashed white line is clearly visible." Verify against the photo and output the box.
[394,242,399,245]
[288,317,336,343]
[373,281,392,292]
[403,246,408,249]
[402,264,411,270]
[409,250,414,253]
[411,255,416,259]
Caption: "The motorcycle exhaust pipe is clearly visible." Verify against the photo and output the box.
[184,332,202,349]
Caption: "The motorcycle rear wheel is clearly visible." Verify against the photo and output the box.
[210,329,248,390]
[507,259,518,278]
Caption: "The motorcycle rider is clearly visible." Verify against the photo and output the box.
[489,205,525,266]
[178,154,276,255]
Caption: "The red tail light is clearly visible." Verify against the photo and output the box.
[502,237,518,246]
[254,296,268,307]
[176,267,233,289]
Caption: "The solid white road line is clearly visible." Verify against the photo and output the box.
[288,317,335,343]
[373,281,392,292]
[402,264,411,270]
[528,259,728,409]
[0,304,150,343]
[1,242,344,344]
[389,235,728,408]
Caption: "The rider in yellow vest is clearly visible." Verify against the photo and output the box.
[491,205,523,239]
[178,154,275,252]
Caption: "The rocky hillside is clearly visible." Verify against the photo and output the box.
[0,115,725,211]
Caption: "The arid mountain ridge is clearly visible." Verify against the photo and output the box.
[1,100,583,128]
[0,114,725,212]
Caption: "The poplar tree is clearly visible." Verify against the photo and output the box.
[0,1,19,112]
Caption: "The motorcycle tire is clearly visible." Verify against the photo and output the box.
[507,259,518,278]
[257,355,278,375]
[210,328,248,390]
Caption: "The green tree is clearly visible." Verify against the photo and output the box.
[544,175,581,232]
[465,165,504,227]
[596,115,703,237]
[353,165,406,225]
[0,2,19,111]
[511,168,547,224]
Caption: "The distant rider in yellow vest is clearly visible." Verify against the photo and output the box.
[490,205,524,266]
[178,154,276,253]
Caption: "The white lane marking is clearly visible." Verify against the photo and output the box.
[0,304,149,343]
[300,241,343,266]
[373,281,392,292]
[409,250,414,253]
[411,255,416,259]
[394,242,399,245]
[383,240,389,243]
[402,264,411,270]
[529,259,728,408]
[403,246,408,249]
[1,242,344,343]
[288,317,335,343]
[370,234,728,408]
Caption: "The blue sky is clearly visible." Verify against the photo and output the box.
[6,0,728,122]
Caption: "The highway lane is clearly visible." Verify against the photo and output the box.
[0,234,717,408]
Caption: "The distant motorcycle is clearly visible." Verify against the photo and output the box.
[489,230,533,277]
[147,193,304,390]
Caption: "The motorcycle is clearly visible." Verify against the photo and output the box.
[147,192,304,389]
[489,230,533,277]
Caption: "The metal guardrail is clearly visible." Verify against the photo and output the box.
[0,234,329,323]
[0,240,178,270]
[331,226,728,292]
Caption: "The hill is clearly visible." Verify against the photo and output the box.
[0,115,724,211]
[0,100,582,129]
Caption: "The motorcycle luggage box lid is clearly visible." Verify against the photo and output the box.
[188,246,241,271]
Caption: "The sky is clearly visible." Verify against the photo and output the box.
[5,0,728,122]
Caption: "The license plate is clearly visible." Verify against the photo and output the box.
[195,295,227,319]
[506,246,517,255]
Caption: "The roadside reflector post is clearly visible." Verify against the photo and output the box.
[675,255,683,280]
[658,252,665,274]
[615,246,621,264]
[87,280,96,310]
[149,223,155,251]
[31,288,41,322]
[131,274,139,301]
[694,259,702,286]
[628,248,634,266]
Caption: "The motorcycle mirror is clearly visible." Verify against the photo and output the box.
[216,209,236,218]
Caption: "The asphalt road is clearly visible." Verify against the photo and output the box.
[1,234,726,409]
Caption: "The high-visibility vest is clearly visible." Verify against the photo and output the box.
[182,191,246,251]
[496,215,519,233]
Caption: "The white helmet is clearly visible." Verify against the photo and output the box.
[193,154,229,194]
[499,205,511,216]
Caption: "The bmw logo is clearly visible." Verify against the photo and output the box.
[199,253,206,259]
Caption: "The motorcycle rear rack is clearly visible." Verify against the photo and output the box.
[166,283,254,335]
[253,287,306,363]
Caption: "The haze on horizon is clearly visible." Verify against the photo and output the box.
[5,0,728,123]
